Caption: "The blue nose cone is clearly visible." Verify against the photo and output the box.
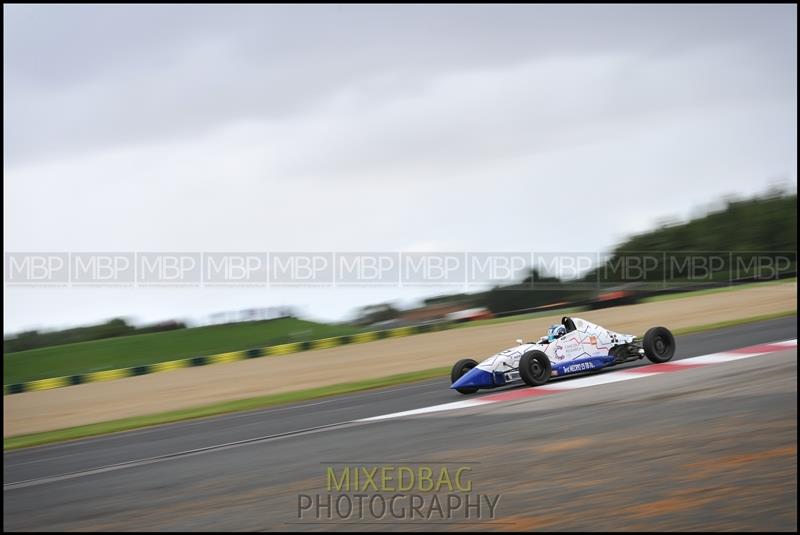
[450,367,495,390]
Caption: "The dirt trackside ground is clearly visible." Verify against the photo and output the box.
[4,283,796,437]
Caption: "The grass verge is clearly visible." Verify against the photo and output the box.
[4,317,364,385]
[4,366,450,451]
[7,279,795,385]
[4,310,796,451]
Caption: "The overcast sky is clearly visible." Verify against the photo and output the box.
[3,4,797,333]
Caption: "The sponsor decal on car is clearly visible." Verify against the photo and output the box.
[563,361,595,373]
[564,340,583,359]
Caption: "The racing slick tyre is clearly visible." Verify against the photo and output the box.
[643,326,676,363]
[451,358,480,394]
[519,350,552,387]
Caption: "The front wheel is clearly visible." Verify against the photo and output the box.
[643,326,676,363]
[451,358,479,394]
[519,350,552,387]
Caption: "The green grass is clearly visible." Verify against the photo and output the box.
[3,366,450,451]
[5,310,796,451]
[4,318,362,384]
[4,278,796,385]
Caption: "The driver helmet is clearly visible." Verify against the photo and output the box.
[547,324,567,342]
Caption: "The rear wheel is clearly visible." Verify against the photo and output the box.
[451,358,479,394]
[643,327,676,363]
[519,350,552,387]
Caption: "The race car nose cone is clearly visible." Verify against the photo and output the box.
[450,367,494,389]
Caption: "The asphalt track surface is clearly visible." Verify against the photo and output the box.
[3,316,797,531]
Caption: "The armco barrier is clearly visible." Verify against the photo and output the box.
[3,321,453,395]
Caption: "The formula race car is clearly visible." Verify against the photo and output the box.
[450,316,675,394]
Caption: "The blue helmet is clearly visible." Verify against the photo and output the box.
[547,324,567,342]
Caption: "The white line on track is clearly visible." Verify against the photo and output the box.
[3,377,445,461]
[671,352,759,364]
[358,400,489,422]
[3,420,367,491]
[355,339,797,423]
[4,339,796,491]
[538,371,654,390]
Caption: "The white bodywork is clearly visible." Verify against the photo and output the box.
[474,317,636,383]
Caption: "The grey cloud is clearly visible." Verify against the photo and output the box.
[3,4,796,332]
[4,4,795,168]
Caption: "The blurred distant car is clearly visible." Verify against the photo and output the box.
[368,319,408,330]
[445,307,495,323]
[588,286,642,310]
[450,316,675,394]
